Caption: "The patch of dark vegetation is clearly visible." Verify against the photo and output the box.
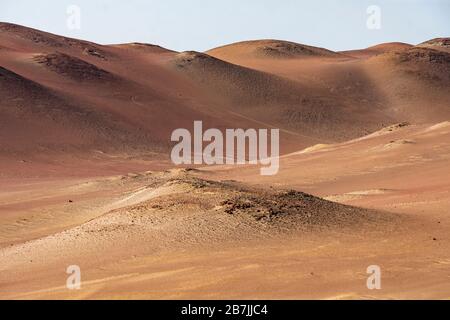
[385,122,410,131]
[0,22,63,47]
[33,52,116,82]
[82,47,106,59]
[0,22,109,60]
[170,176,235,190]
[420,38,450,48]
[395,48,450,64]
[220,189,394,229]
[384,48,450,83]
[174,51,216,68]
[122,43,174,54]
[256,41,335,58]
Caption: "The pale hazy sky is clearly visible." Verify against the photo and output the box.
[0,0,449,52]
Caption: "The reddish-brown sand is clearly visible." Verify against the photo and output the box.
[0,23,449,299]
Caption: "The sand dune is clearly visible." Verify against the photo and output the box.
[170,50,358,142]
[112,42,176,54]
[207,39,342,61]
[206,38,449,134]
[0,65,124,152]
[170,50,403,144]
[1,23,448,160]
[341,42,412,59]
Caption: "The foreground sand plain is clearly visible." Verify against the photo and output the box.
[1,122,449,299]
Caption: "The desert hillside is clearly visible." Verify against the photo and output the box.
[1,23,449,170]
